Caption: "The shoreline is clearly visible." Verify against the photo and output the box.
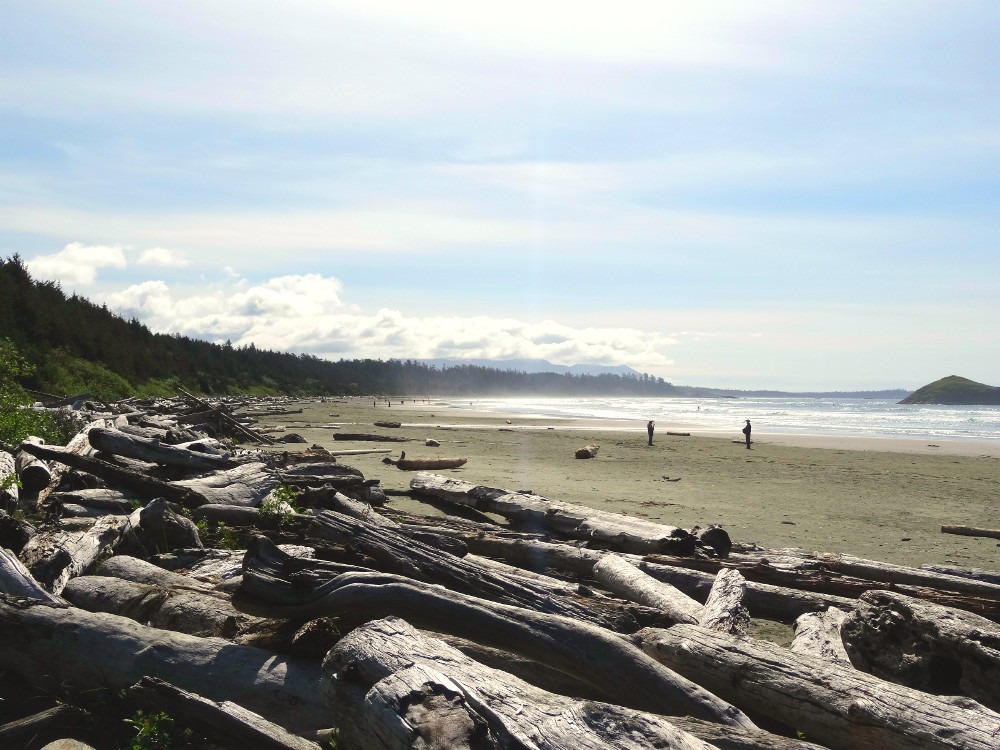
[393,400,1000,458]
[264,397,1000,571]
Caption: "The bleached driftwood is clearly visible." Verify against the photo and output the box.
[0,546,65,603]
[410,473,697,555]
[593,553,701,624]
[88,426,237,471]
[62,573,259,639]
[636,623,1000,750]
[790,607,850,662]
[324,616,726,750]
[14,436,51,493]
[698,568,750,635]
[0,595,328,733]
[842,589,1000,710]
[18,514,131,594]
[236,538,752,727]
[127,676,322,750]
[173,462,278,507]
[305,510,624,629]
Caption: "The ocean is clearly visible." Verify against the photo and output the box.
[447,396,1000,443]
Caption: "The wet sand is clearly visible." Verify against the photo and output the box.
[258,397,1000,572]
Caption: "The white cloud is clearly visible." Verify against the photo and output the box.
[26,242,127,285]
[98,274,678,373]
[138,247,189,268]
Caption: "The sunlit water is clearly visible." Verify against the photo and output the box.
[444,397,1000,443]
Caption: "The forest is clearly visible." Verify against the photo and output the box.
[0,255,679,401]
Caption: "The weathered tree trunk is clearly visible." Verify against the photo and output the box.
[333,433,410,442]
[172,461,278,507]
[941,524,1000,540]
[236,538,753,727]
[0,449,17,510]
[593,553,701,624]
[138,497,203,552]
[790,607,850,662]
[19,440,210,507]
[698,569,749,635]
[920,562,1000,586]
[127,676,322,750]
[49,488,137,512]
[18,514,131,594]
[97,553,214,590]
[410,473,697,555]
[323,616,722,750]
[645,551,1000,618]
[0,703,95,750]
[841,589,1000,710]
[730,548,1000,602]
[0,546,65,603]
[636,623,1000,750]
[14,436,51,493]
[62,574,258,638]
[89,425,237,470]
[0,595,328,734]
[306,510,631,630]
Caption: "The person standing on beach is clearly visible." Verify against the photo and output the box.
[647,420,655,445]
[742,419,752,449]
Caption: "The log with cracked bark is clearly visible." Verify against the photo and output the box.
[323,616,731,750]
[88,426,237,471]
[409,472,698,555]
[235,537,753,727]
[0,594,329,734]
[18,513,131,594]
[305,509,636,630]
[841,589,1000,710]
[635,623,1000,750]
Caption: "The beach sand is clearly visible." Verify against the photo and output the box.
[257,397,1000,572]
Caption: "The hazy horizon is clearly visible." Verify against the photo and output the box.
[3,2,997,391]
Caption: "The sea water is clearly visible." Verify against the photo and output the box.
[450,396,1000,443]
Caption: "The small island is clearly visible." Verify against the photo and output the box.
[899,375,1000,405]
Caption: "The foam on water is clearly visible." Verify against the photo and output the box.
[453,396,1000,442]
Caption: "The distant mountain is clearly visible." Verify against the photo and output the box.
[899,376,1000,405]
[419,358,641,378]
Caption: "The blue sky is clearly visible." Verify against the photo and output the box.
[3,1,998,390]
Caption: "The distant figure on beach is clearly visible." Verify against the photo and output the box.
[742,419,752,449]
[647,420,655,446]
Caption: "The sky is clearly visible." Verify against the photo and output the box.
[2,1,998,391]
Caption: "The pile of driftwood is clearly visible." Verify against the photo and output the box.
[2,397,1000,749]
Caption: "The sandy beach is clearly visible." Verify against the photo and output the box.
[257,397,1000,572]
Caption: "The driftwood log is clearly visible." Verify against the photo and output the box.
[790,607,850,662]
[636,623,1000,750]
[89,426,237,471]
[698,568,750,634]
[941,524,1000,540]
[14,436,51,493]
[841,589,1000,710]
[18,514,131,595]
[127,676,322,750]
[235,538,752,727]
[593,553,701,624]
[19,439,210,507]
[0,546,65,603]
[0,595,328,733]
[324,616,727,750]
[410,473,697,555]
[305,510,631,629]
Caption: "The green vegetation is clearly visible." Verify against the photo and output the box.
[899,375,1000,405]
[1,253,680,400]
[123,709,175,750]
[0,337,80,449]
[259,484,303,526]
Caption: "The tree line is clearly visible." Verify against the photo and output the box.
[0,255,679,400]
